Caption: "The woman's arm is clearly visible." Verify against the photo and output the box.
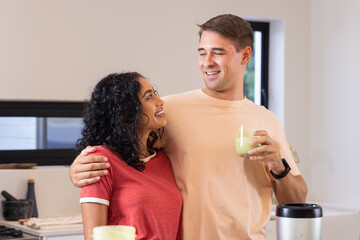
[81,203,108,240]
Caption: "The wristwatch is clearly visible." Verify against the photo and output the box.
[269,158,291,180]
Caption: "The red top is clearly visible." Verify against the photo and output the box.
[80,146,182,240]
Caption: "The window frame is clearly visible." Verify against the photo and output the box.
[0,101,85,166]
[248,21,269,108]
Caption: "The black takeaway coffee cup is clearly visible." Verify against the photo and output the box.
[276,203,323,240]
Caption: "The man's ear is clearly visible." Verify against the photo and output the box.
[241,46,252,65]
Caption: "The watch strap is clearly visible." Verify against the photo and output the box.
[269,158,291,180]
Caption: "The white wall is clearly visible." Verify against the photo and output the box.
[0,0,311,168]
[309,0,360,208]
[0,0,201,100]
[5,0,359,214]
[0,167,81,219]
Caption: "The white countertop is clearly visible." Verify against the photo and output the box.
[0,219,83,237]
[1,203,358,239]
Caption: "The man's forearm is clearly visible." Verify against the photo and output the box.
[271,174,308,204]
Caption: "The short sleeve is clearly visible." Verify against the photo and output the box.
[79,146,113,206]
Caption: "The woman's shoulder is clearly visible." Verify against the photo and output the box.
[89,145,110,154]
[88,146,121,161]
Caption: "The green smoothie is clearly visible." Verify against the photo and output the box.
[235,136,257,156]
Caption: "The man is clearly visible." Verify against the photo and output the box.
[70,14,307,239]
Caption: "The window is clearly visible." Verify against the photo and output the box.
[244,21,269,108]
[0,117,83,150]
[0,101,85,165]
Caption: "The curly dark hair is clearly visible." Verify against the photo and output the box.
[76,72,162,171]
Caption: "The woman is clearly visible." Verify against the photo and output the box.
[77,72,182,240]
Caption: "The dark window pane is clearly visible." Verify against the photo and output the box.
[47,118,83,149]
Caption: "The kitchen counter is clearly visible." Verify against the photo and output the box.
[1,203,358,239]
[0,219,83,239]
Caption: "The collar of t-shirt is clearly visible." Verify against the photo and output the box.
[140,151,156,163]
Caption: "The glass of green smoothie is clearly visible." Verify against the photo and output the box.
[92,225,136,240]
[235,125,261,157]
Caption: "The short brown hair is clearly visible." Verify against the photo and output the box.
[198,14,254,52]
